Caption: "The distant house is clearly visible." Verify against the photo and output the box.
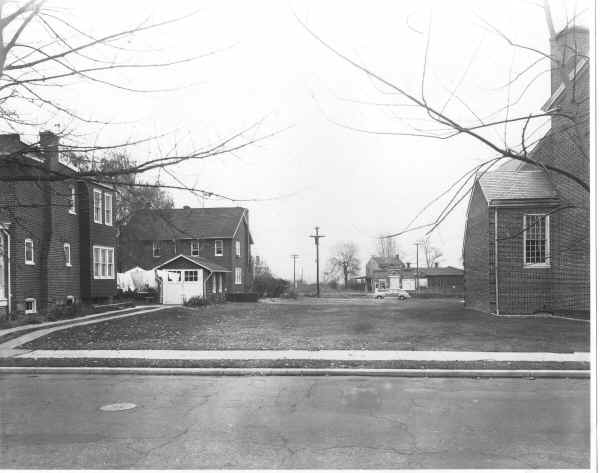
[365,255,405,292]
[365,256,463,296]
[463,26,589,316]
[119,206,254,296]
[0,131,117,317]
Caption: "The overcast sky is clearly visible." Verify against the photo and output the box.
[13,0,591,281]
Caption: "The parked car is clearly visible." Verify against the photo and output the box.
[372,288,411,300]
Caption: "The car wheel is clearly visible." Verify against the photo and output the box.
[398,296,406,301]
[376,295,383,300]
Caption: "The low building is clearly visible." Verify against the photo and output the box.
[119,206,254,294]
[400,264,464,297]
[0,131,117,317]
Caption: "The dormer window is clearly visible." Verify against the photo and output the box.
[215,240,223,256]
[191,240,200,256]
[153,241,161,258]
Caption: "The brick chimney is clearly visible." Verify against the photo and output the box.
[0,133,23,155]
[550,26,589,95]
[39,131,60,170]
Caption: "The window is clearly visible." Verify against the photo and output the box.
[24,238,34,265]
[93,246,114,279]
[524,214,550,267]
[64,243,71,267]
[215,239,223,256]
[184,270,198,282]
[235,267,242,285]
[377,279,386,290]
[191,240,200,256]
[212,275,217,293]
[104,193,113,226]
[153,241,161,258]
[69,185,76,214]
[93,189,103,223]
[66,295,75,305]
[167,270,181,282]
[235,240,241,257]
[24,298,36,314]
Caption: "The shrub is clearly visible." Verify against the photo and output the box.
[184,296,209,307]
[253,274,290,298]
[327,280,338,290]
[281,289,298,299]
[46,303,84,321]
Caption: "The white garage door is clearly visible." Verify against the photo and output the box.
[162,269,203,304]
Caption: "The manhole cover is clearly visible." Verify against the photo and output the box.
[100,403,137,411]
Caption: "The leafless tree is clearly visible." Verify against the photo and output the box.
[297,0,589,239]
[0,1,278,199]
[422,238,443,268]
[327,241,361,289]
[374,235,404,259]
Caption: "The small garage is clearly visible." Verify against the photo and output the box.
[155,255,229,305]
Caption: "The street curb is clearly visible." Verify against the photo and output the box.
[0,366,590,378]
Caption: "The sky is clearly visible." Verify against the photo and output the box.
[8,0,591,281]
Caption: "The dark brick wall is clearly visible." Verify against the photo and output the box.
[463,183,491,312]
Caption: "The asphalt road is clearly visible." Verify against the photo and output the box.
[0,374,590,469]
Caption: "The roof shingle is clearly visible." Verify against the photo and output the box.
[477,170,557,202]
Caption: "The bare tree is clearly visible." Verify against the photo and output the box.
[297,1,589,239]
[374,235,403,259]
[0,1,277,198]
[422,238,443,268]
[327,241,360,289]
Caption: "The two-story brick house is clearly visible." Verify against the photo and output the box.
[0,131,117,317]
[119,206,254,293]
[463,26,589,316]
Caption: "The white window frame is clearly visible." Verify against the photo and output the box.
[523,214,551,268]
[152,241,161,258]
[24,238,34,265]
[184,270,198,282]
[93,245,115,279]
[104,192,113,226]
[64,242,71,267]
[24,298,36,314]
[191,240,200,257]
[215,239,224,256]
[93,189,103,224]
[235,267,242,285]
[68,185,77,214]
[235,240,241,257]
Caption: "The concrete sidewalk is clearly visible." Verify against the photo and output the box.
[1,348,590,362]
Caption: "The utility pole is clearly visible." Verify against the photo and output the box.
[291,254,299,289]
[309,226,326,297]
[414,240,423,297]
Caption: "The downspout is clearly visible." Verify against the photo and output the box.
[1,228,11,314]
[494,208,500,316]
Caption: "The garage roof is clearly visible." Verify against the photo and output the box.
[154,254,231,272]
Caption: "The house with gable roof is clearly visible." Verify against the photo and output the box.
[119,206,254,296]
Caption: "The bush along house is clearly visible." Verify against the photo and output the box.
[463,26,589,316]
[0,131,117,318]
[119,206,253,302]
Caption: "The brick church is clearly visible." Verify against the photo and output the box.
[463,26,589,316]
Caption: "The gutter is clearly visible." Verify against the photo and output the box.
[494,209,500,316]
[1,226,11,314]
